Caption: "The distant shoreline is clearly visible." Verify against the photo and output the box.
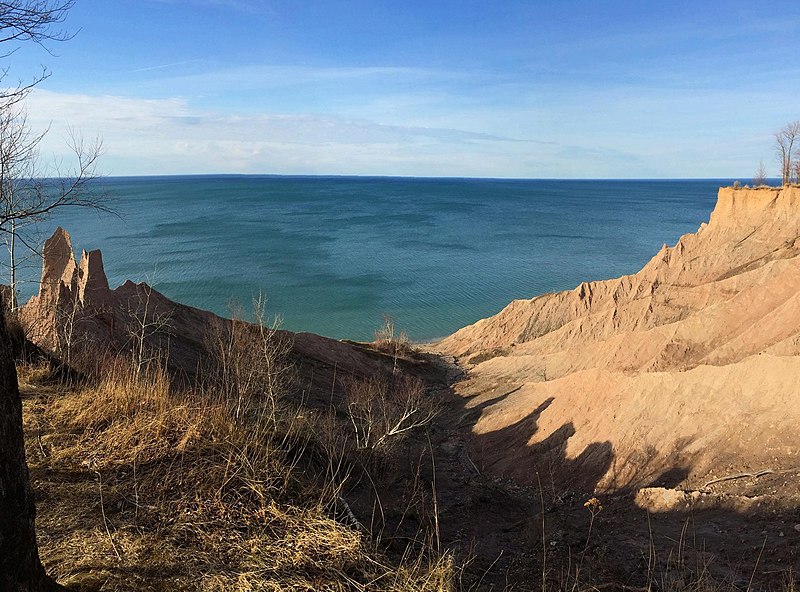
[97,173,759,182]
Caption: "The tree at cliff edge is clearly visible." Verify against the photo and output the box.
[776,121,800,186]
[0,2,80,589]
[0,1,106,310]
[0,290,64,590]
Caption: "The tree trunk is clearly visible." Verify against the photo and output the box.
[0,293,63,590]
[10,217,17,309]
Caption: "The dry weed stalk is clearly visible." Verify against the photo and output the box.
[208,294,292,424]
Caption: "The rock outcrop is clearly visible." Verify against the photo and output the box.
[21,227,223,370]
[20,228,399,391]
[22,229,115,353]
[435,186,800,492]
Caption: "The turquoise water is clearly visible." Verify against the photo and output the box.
[18,176,723,341]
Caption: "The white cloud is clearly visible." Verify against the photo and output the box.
[23,89,550,177]
[21,82,784,179]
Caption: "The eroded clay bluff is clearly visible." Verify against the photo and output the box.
[19,227,401,389]
[19,226,224,372]
[434,186,800,493]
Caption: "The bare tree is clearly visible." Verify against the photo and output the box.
[775,121,800,186]
[0,1,105,310]
[125,283,173,377]
[0,107,43,308]
[752,159,768,187]
[0,292,66,591]
[0,3,81,590]
[0,104,105,309]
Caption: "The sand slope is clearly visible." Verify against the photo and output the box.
[436,186,800,491]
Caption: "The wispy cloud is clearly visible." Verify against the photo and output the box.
[127,59,208,74]
[23,68,795,179]
[24,90,551,177]
[145,63,471,94]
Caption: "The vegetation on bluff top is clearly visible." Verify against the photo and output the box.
[18,309,455,591]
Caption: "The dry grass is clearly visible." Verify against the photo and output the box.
[18,360,57,386]
[23,325,454,591]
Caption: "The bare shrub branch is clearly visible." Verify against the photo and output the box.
[374,313,411,375]
[345,373,436,450]
[124,283,173,377]
[207,293,293,423]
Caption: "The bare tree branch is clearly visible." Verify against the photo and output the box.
[0,4,84,589]
[0,103,110,307]
[0,1,74,47]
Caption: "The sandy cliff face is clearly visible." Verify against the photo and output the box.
[20,228,402,392]
[436,186,800,491]
[20,227,226,372]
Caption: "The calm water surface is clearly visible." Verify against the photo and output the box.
[21,176,723,341]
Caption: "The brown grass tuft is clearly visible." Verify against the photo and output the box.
[26,309,453,591]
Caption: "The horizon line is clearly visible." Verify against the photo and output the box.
[96,173,774,182]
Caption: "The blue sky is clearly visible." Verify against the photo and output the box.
[7,0,800,177]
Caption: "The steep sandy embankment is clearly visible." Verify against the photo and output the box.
[436,186,800,491]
